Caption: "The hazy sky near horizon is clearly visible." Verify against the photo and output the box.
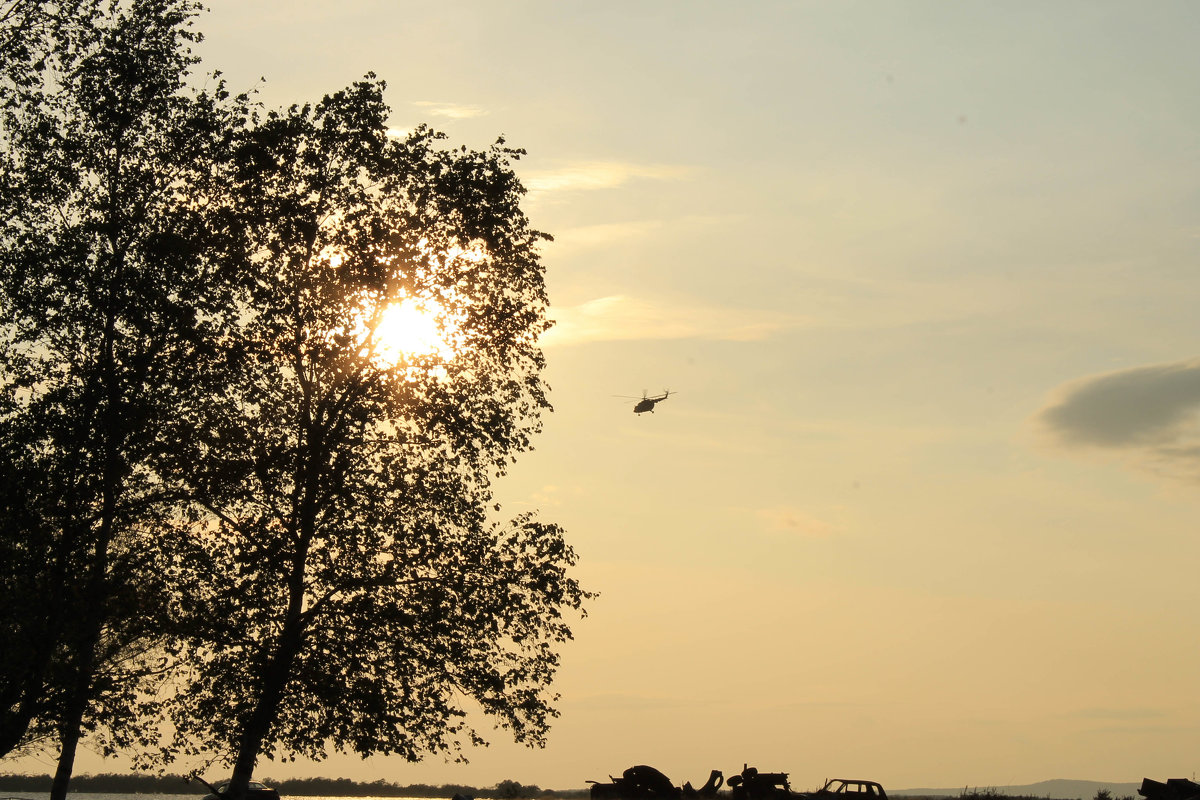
[16,0,1200,792]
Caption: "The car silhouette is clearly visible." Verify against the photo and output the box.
[200,779,281,800]
[803,780,888,800]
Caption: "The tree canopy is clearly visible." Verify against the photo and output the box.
[0,3,585,799]
[0,0,248,796]
[160,78,587,798]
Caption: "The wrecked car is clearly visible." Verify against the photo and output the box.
[589,765,724,800]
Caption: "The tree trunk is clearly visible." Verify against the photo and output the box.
[48,522,109,800]
[0,501,79,756]
[51,306,119,800]
[0,700,39,758]
[49,580,104,800]
[49,694,87,800]
[0,626,57,753]
[225,560,309,800]
[226,626,302,800]
[0,621,56,756]
[225,381,322,800]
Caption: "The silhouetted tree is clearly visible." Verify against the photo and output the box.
[497,779,542,799]
[157,78,587,799]
[0,408,62,758]
[0,1,246,795]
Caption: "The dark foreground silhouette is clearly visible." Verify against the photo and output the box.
[587,765,887,800]
[1138,779,1200,800]
[0,772,575,797]
[589,765,723,800]
[191,773,280,800]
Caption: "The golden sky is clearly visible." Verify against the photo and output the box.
[22,0,1200,791]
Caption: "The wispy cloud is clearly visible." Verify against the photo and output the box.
[523,161,691,195]
[542,295,801,347]
[1035,357,1200,480]
[756,506,841,538]
[547,214,738,252]
[549,220,663,250]
[411,101,488,119]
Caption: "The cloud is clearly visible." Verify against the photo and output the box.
[755,506,841,538]
[1036,357,1200,480]
[546,214,739,252]
[1039,358,1200,446]
[542,295,801,347]
[523,161,691,195]
[411,101,487,119]
[549,220,663,250]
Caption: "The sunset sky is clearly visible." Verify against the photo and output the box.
[20,0,1200,792]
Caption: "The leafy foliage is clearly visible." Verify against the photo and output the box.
[157,79,587,790]
[2,5,583,798]
[133,75,587,800]
[0,0,249,791]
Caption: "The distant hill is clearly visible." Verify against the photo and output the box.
[892,780,1143,799]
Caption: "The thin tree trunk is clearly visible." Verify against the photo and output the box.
[49,690,87,800]
[226,549,310,800]
[0,710,36,758]
[49,516,111,800]
[226,619,303,800]
[0,492,79,757]
[49,588,103,800]
[0,630,55,755]
[51,293,120,800]
[0,618,58,756]
[226,372,323,800]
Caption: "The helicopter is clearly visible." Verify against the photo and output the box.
[616,390,673,414]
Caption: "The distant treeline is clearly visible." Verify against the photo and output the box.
[0,773,590,798]
[0,777,1136,800]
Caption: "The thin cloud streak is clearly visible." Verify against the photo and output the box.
[542,295,801,347]
[524,161,691,195]
[411,100,488,119]
[549,220,663,250]
[546,214,741,252]
[755,506,842,538]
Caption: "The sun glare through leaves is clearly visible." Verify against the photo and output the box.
[359,241,490,367]
[326,240,485,369]
[375,298,454,362]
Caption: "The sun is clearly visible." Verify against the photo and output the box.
[373,298,455,362]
